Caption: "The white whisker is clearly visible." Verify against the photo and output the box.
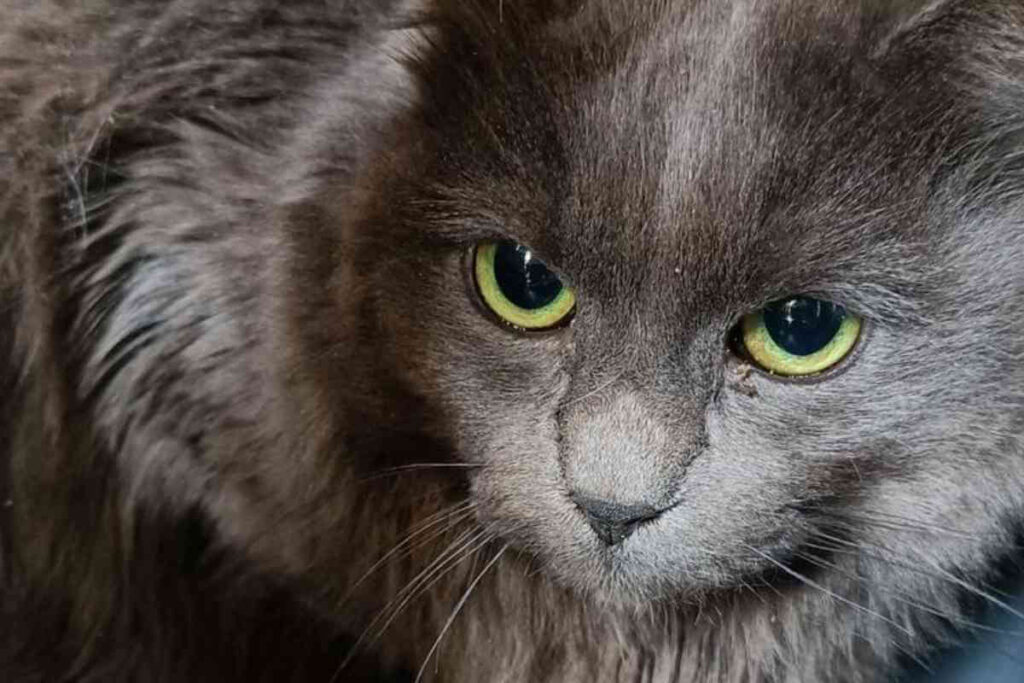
[415,543,509,683]
[342,501,477,601]
[741,542,914,637]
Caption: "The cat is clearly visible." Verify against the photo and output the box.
[2,0,1024,681]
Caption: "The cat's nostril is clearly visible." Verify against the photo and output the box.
[571,494,663,546]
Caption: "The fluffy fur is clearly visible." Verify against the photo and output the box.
[2,0,1024,681]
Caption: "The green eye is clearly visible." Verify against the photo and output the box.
[740,297,861,376]
[474,240,576,330]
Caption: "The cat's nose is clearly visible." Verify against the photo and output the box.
[572,494,662,546]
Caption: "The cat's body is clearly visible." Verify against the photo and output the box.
[2,0,1024,681]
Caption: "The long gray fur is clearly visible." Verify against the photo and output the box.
[2,1,1024,681]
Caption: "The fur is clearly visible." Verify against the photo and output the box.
[2,1,1024,681]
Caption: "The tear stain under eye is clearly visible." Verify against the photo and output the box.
[730,362,759,398]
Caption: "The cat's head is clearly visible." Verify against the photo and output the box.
[246,0,1024,609]
[81,1,1024,619]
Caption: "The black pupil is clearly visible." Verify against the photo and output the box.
[762,297,845,356]
[493,241,563,310]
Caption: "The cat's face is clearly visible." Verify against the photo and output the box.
[282,0,1024,607]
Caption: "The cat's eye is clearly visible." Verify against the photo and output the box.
[473,240,576,330]
[738,297,861,376]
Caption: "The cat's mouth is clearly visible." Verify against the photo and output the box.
[487,493,828,605]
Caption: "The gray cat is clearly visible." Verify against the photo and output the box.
[2,0,1023,681]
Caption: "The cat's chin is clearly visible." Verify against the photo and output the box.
[479,487,812,607]
[515,528,803,608]
[542,557,766,609]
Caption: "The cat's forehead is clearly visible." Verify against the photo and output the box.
[431,0,958,318]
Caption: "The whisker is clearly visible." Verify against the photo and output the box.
[561,371,625,407]
[740,542,914,637]
[807,528,1023,605]
[360,529,495,655]
[379,529,495,632]
[851,510,1013,537]
[900,557,1024,624]
[738,578,769,606]
[808,508,1020,546]
[359,463,488,483]
[342,501,477,601]
[794,550,1024,637]
[334,526,487,680]
[802,528,1024,631]
[415,543,509,683]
